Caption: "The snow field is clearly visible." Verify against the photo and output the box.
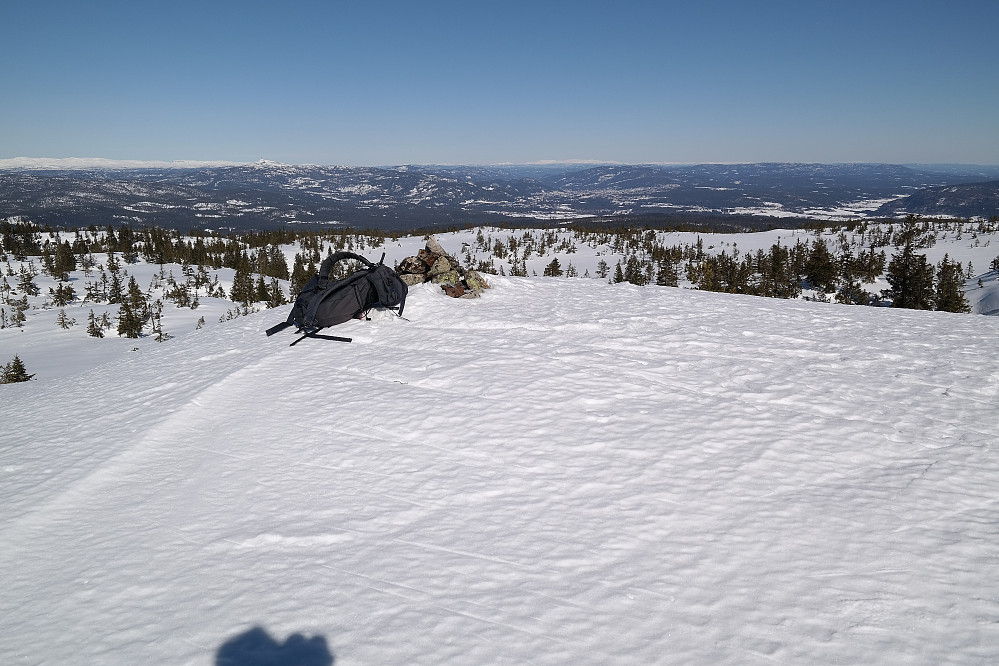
[3,222,998,384]
[2,275,998,664]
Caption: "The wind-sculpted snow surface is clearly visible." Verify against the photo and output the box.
[2,278,998,665]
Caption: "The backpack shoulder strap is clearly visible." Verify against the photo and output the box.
[316,251,377,289]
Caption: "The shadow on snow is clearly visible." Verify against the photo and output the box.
[215,626,334,666]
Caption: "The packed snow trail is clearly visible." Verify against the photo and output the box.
[2,278,998,665]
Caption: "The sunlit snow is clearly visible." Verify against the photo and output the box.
[2,268,998,664]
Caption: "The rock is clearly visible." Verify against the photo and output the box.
[442,283,465,298]
[430,269,462,286]
[427,255,453,278]
[417,249,440,268]
[425,236,447,256]
[399,273,426,286]
[464,269,490,291]
[397,256,428,275]
[458,291,481,299]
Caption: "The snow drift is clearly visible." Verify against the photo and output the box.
[2,277,998,665]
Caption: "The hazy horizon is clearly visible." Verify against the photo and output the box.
[3,156,999,171]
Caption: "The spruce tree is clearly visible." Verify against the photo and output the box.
[117,276,148,338]
[107,270,124,304]
[885,243,935,310]
[17,264,39,296]
[656,258,678,287]
[230,264,256,306]
[804,239,837,293]
[624,255,646,285]
[151,299,170,342]
[87,309,105,338]
[266,278,285,308]
[255,274,269,302]
[48,282,76,307]
[934,254,971,313]
[56,309,76,329]
[612,262,625,284]
[9,294,28,327]
[596,259,609,279]
[53,240,77,281]
[290,254,310,293]
[1,355,34,383]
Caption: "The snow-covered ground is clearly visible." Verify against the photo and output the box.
[4,223,997,382]
[2,274,998,665]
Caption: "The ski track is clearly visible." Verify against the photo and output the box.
[2,278,998,664]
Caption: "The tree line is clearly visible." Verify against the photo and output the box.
[2,215,996,344]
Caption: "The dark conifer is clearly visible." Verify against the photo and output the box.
[804,239,837,293]
[656,258,678,287]
[48,282,76,307]
[1,355,34,383]
[117,276,148,338]
[885,243,935,310]
[934,254,971,313]
[53,240,77,280]
[230,264,256,306]
[87,310,105,338]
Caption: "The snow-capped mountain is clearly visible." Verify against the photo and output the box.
[2,161,996,231]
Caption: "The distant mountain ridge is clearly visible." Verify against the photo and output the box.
[1,161,996,231]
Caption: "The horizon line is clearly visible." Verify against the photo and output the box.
[2,156,998,171]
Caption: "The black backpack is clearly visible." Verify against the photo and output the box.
[266,251,407,344]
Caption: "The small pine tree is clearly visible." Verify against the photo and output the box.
[656,258,678,287]
[1,355,34,383]
[596,259,609,279]
[87,309,105,338]
[266,278,285,308]
[934,254,971,313]
[48,281,76,307]
[150,299,170,342]
[107,270,124,304]
[885,242,935,310]
[56,309,76,329]
[53,240,77,281]
[543,257,563,277]
[804,239,837,293]
[230,264,256,307]
[624,255,646,285]
[9,294,28,327]
[17,264,39,296]
[117,277,148,338]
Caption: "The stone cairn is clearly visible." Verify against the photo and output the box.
[395,236,490,299]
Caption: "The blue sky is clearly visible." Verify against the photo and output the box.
[3,0,997,166]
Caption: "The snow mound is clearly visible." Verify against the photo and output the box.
[2,278,998,665]
[968,269,999,315]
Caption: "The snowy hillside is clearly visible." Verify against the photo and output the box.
[2,275,998,665]
[4,220,997,385]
